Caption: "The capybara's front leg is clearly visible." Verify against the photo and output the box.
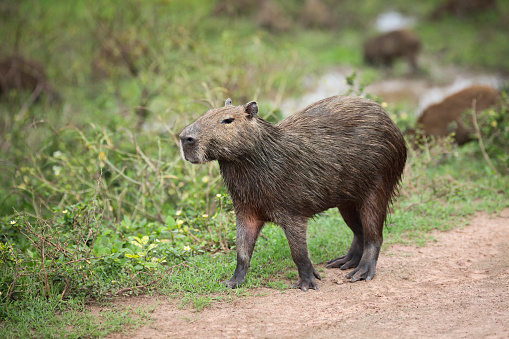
[282,218,321,292]
[224,215,264,288]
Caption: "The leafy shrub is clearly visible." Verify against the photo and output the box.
[0,192,236,306]
[475,93,509,175]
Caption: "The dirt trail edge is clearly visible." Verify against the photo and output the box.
[105,209,509,339]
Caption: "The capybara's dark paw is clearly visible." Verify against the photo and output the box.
[292,268,321,292]
[223,277,243,289]
[326,253,361,270]
[344,261,376,282]
[292,278,319,292]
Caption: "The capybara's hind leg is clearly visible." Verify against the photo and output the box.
[345,191,386,282]
[326,204,363,270]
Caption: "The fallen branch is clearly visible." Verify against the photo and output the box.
[114,262,189,296]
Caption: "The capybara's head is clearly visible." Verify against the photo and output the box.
[179,99,262,164]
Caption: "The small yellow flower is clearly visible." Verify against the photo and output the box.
[111,280,117,284]
[63,210,68,214]
[10,220,16,225]
[176,210,182,216]
[176,219,184,226]
[400,112,408,120]
[202,214,208,218]
[99,151,106,161]
[381,102,388,108]
[216,194,222,198]
[491,120,497,127]
[184,246,191,251]
[201,176,209,183]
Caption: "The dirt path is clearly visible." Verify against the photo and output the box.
[105,209,509,338]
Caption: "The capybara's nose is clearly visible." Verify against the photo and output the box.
[180,134,196,146]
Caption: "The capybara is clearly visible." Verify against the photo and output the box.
[256,1,292,32]
[300,0,332,29]
[363,29,421,73]
[430,0,497,19]
[213,0,258,16]
[0,55,56,101]
[180,96,407,291]
[417,85,500,145]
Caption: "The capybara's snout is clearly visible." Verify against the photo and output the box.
[179,126,205,164]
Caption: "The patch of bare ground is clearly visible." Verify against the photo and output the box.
[103,209,509,339]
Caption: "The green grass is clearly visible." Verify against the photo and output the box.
[1,0,509,337]
[0,296,155,338]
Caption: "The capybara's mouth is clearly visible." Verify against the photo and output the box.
[184,153,207,164]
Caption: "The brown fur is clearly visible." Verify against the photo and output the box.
[212,0,258,17]
[256,1,292,32]
[417,85,500,145]
[363,29,421,73]
[431,0,497,19]
[0,55,57,101]
[300,0,332,29]
[180,96,407,291]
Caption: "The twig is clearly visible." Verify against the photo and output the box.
[17,83,43,122]
[471,99,498,174]
[403,191,449,212]
[41,234,50,298]
[114,262,189,295]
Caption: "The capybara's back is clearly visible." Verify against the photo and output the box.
[276,96,406,217]
[431,0,497,19]
[180,95,407,291]
[417,85,500,145]
[363,29,421,72]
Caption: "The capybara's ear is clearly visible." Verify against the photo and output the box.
[225,98,232,106]
[244,101,258,118]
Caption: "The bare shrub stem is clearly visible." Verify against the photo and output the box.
[471,99,498,174]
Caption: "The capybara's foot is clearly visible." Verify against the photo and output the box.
[293,267,322,292]
[325,252,361,270]
[344,260,376,282]
[223,276,244,289]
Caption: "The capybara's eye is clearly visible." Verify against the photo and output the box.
[221,118,235,124]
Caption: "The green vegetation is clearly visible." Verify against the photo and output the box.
[1,0,508,337]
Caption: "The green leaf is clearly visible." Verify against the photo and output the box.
[123,215,132,227]
[165,216,176,227]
